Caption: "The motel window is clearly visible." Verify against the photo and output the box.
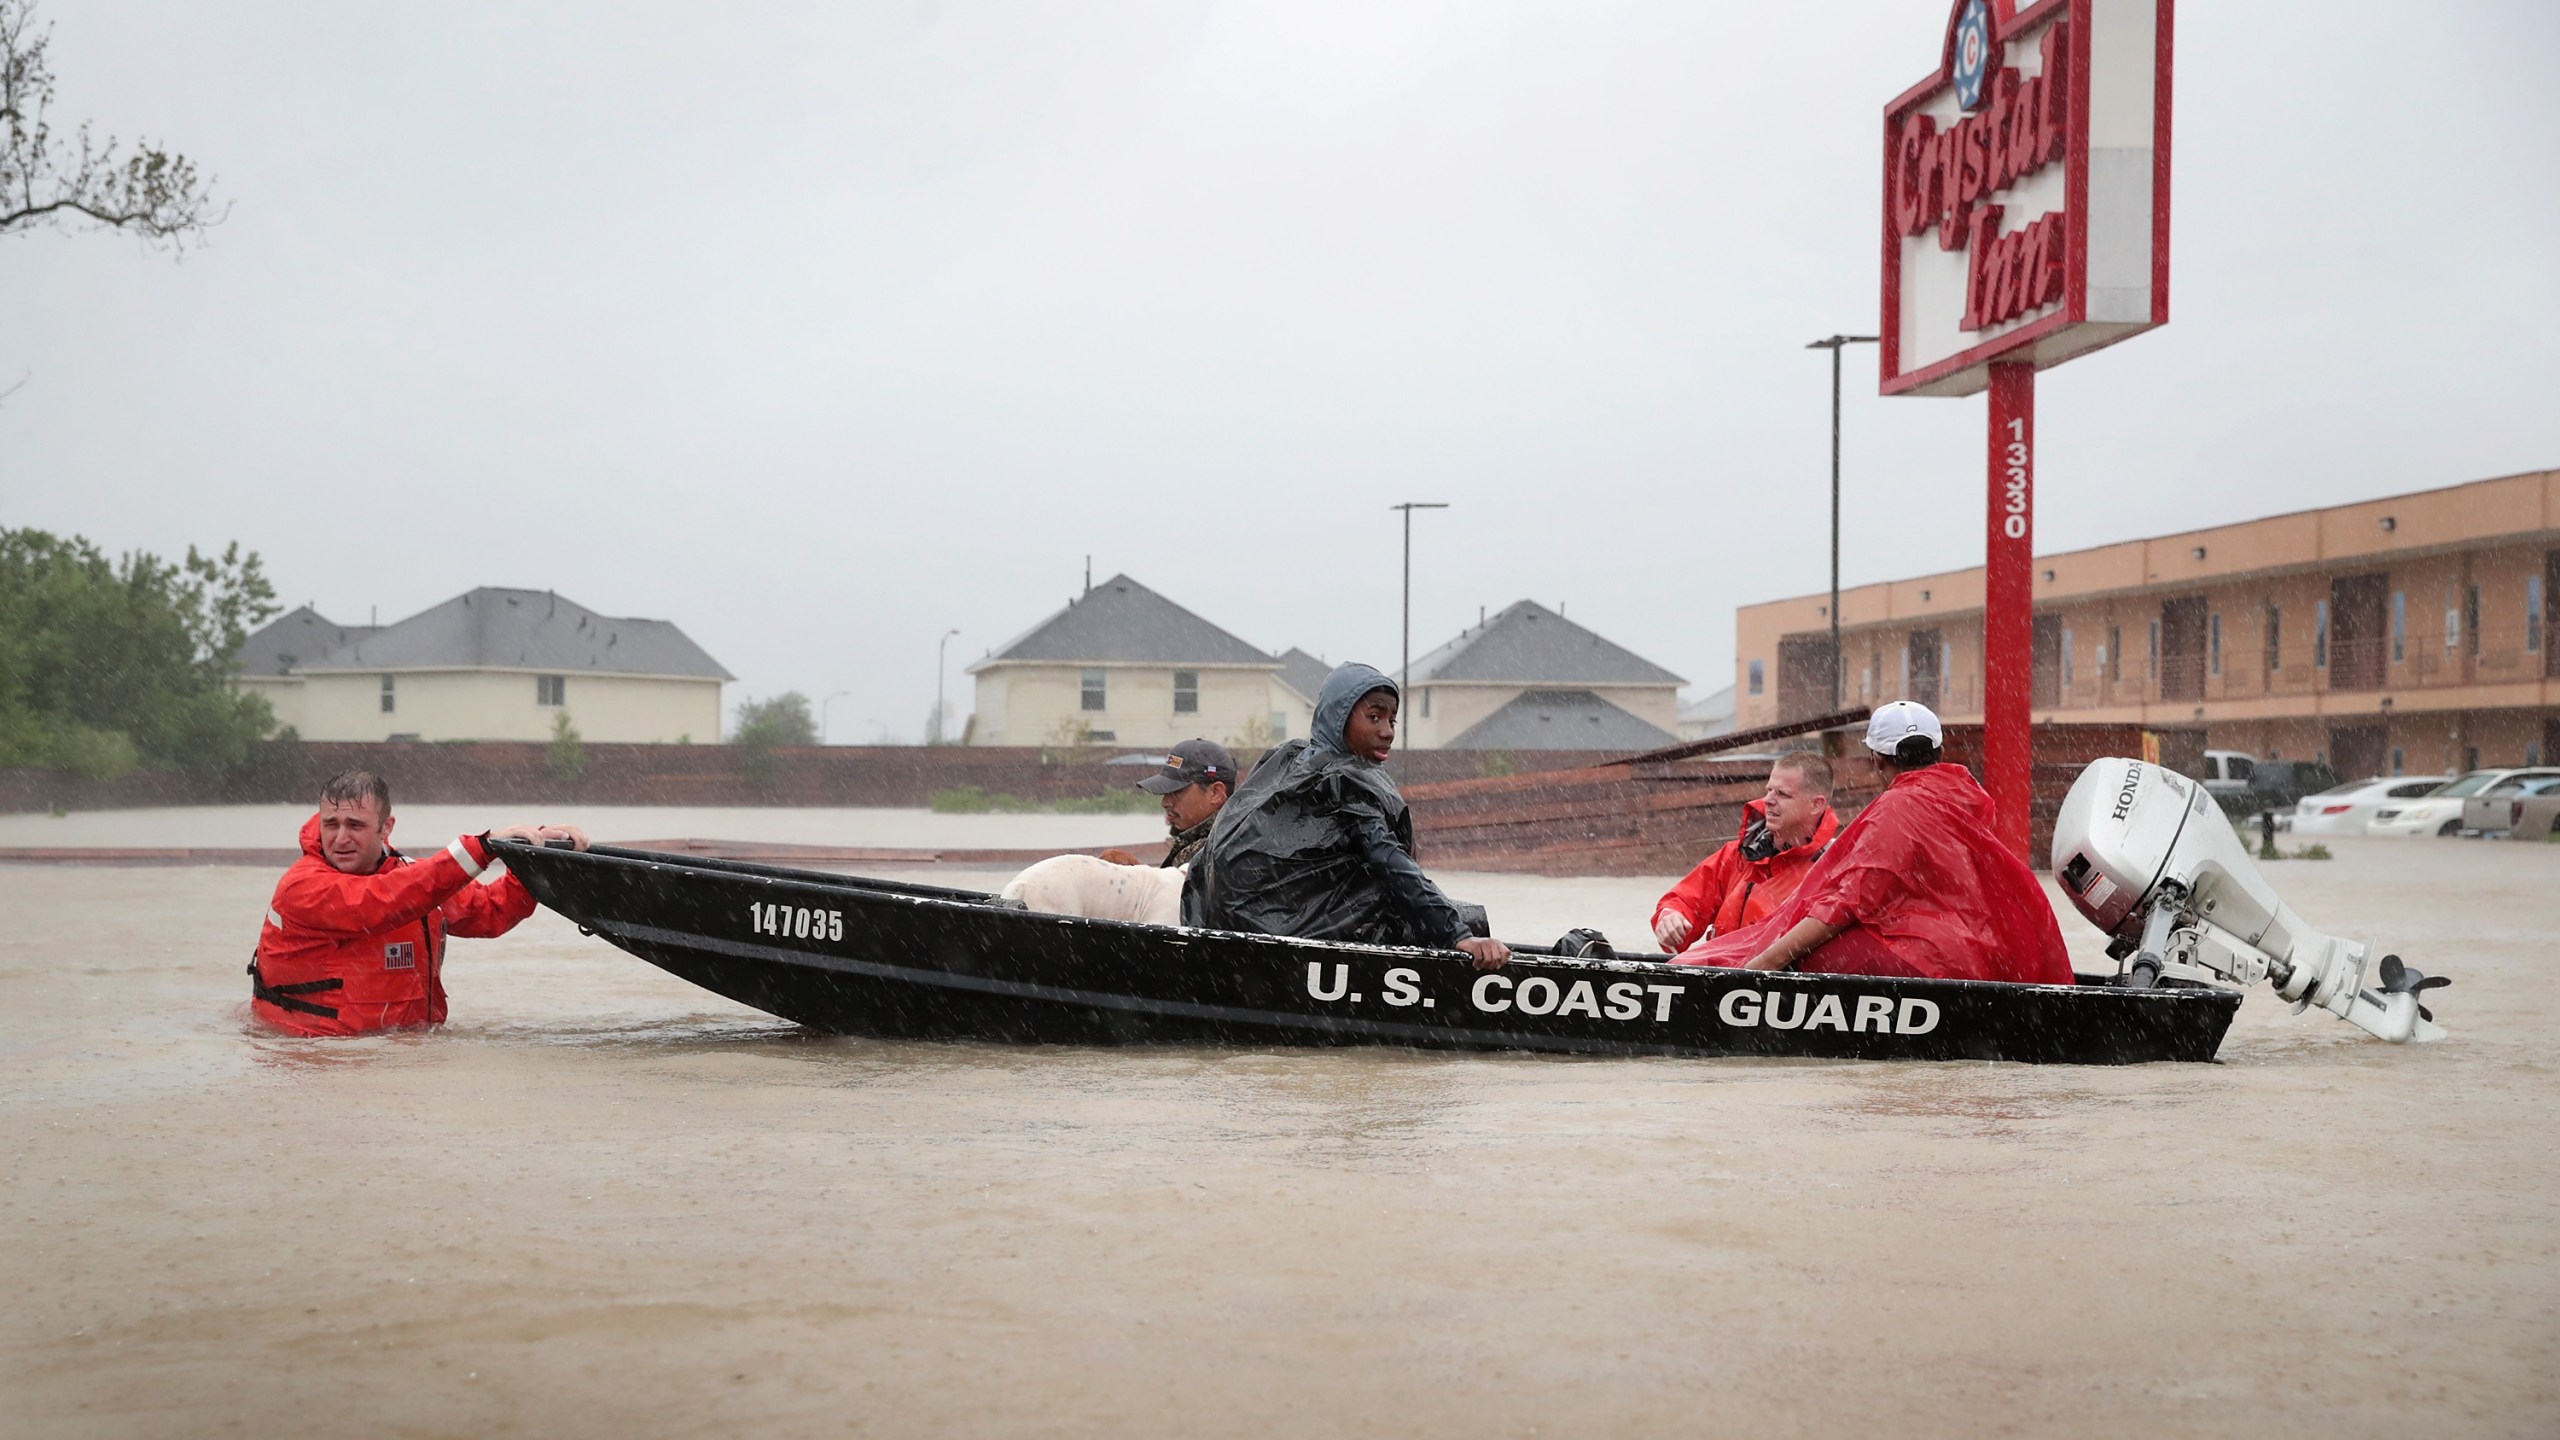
[2265,606,2281,673]
[1270,711,1288,740]
[2390,746,2405,776]
[2107,624,2121,683]
[2061,626,2074,689]
[1172,670,1198,714]
[1420,688,1432,718]
[2315,600,2330,668]
[1748,659,1764,696]
[537,674,566,707]
[1080,669,1107,712]
[2465,585,2481,657]
[2391,591,2406,663]
[2444,597,2461,654]
[380,675,396,714]
[2208,614,2221,676]
[2146,620,2159,680]
[2530,577,2546,653]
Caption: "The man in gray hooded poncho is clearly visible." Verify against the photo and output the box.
[1183,662,1509,968]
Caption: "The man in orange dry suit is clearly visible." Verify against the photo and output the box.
[1675,701,2073,984]
[248,769,590,1036]
[1649,752,1839,952]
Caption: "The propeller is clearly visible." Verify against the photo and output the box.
[2374,954,2450,1022]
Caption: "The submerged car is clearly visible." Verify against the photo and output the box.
[2367,769,2559,838]
[2218,759,2343,821]
[2467,774,2560,837]
[2290,775,2449,836]
[2506,786,2560,842]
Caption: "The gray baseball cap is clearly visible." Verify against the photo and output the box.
[1136,739,1240,794]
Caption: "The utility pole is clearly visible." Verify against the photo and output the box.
[934,628,961,745]
[819,690,850,745]
[1389,503,1450,704]
[1805,335,1878,710]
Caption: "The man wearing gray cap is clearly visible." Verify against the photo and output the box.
[1136,738,1240,868]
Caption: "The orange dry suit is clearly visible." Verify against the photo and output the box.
[248,815,537,1036]
[1651,799,1841,944]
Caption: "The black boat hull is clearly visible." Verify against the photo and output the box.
[494,843,2240,1064]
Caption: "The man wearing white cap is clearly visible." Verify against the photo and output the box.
[1674,700,2073,984]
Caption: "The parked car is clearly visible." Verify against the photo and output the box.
[2470,774,2560,837]
[2367,768,2560,837]
[2507,786,2560,842]
[2218,759,2342,822]
[2198,750,2258,804]
[2291,775,2450,836]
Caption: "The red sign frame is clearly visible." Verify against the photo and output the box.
[1878,0,2174,398]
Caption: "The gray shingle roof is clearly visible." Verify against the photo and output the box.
[233,606,379,677]
[1409,601,1684,687]
[970,574,1275,669]
[1444,689,1679,751]
[1273,647,1333,704]
[297,588,733,680]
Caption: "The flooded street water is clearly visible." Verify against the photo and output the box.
[3,819,2554,1437]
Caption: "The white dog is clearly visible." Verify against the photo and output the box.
[1000,853,1187,927]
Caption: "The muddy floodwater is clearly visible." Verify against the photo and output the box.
[3,812,2554,1437]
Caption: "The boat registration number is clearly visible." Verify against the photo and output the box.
[747,902,844,942]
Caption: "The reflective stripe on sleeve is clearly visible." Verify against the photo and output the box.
[474,859,511,887]
[445,837,485,880]
[266,908,285,929]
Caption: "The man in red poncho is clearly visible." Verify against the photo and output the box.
[1674,701,2074,984]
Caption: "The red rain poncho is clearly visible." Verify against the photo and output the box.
[1675,763,2073,984]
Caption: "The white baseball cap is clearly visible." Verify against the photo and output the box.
[1864,699,1944,754]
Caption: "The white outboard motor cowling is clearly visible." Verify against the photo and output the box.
[2051,758,2446,1044]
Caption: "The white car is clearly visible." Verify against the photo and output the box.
[2365,769,2529,838]
[2289,775,2450,836]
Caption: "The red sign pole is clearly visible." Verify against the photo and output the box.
[1984,361,2035,860]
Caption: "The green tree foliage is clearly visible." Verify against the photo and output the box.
[2,0,224,247]
[731,691,815,787]
[732,692,817,748]
[0,528,279,777]
[546,710,586,785]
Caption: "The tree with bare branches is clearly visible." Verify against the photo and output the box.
[2,0,221,247]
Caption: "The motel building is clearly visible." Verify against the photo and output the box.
[1734,468,2560,778]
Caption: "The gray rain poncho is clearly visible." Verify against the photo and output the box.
[1182,662,1474,948]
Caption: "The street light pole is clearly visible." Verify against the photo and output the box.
[1805,335,1878,711]
[934,628,961,746]
[1389,503,1450,706]
[819,690,850,746]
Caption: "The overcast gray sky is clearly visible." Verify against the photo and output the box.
[6,1,2556,741]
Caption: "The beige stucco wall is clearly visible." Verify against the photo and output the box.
[1732,468,2559,766]
[968,664,1290,749]
[236,675,305,735]
[289,669,722,743]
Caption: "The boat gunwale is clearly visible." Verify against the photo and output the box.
[497,841,2239,1011]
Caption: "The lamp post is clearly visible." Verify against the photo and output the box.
[1389,502,1450,703]
[819,690,850,746]
[1805,334,1878,711]
[934,628,961,746]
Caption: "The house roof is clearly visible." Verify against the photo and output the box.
[968,574,1275,670]
[296,587,733,680]
[1273,647,1333,704]
[1408,600,1685,687]
[1679,684,1737,728]
[1443,689,1679,751]
[234,605,379,678]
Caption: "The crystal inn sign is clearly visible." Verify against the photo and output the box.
[1879,0,2172,858]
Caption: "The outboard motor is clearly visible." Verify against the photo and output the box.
[2051,758,2447,1044]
